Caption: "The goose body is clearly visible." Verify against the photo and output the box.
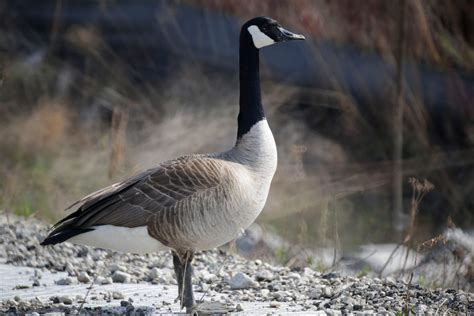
[41,17,304,312]
[64,119,277,252]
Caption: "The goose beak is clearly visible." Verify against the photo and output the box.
[277,26,305,41]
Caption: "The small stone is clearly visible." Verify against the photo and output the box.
[56,277,74,285]
[269,301,281,308]
[256,270,274,281]
[6,299,17,306]
[303,267,314,276]
[95,276,113,285]
[199,270,217,283]
[341,296,355,305]
[121,300,129,307]
[323,286,333,298]
[77,271,91,283]
[112,291,124,300]
[31,312,40,316]
[109,264,127,273]
[354,304,363,311]
[62,296,73,305]
[13,296,21,302]
[112,271,131,283]
[287,272,301,280]
[261,289,270,297]
[414,304,427,313]
[236,304,244,312]
[309,288,323,299]
[229,272,258,290]
[385,277,396,285]
[102,277,113,285]
[149,267,161,279]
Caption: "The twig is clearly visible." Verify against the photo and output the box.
[198,252,230,303]
[181,255,188,310]
[404,272,413,316]
[379,243,402,277]
[78,252,112,313]
[436,298,447,314]
[332,195,340,268]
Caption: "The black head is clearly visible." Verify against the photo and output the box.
[242,17,305,49]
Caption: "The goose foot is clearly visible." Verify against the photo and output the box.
[172,250,195,313]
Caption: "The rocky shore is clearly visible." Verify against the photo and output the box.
[0,213,472,315]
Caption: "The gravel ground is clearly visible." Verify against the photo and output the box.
[0,213,473,315]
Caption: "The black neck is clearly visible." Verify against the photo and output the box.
[237,31,265,141]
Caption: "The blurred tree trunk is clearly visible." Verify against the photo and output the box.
[108,107,128,179]
[393,0,407,232]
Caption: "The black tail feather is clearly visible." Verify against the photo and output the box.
[40,227,94,246]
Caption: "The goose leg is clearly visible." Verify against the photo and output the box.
[172,250,195,313]
[172,251,184,303]
[182,251,195,313]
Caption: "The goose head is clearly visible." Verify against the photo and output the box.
[243,17,305,49]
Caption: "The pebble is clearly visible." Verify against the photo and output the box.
[149,267,161,279]
[55,277,74,285]
[95,276,113,285]
[112,271,131,283]
[77,271,91,283]
[229,272,258,290]
[269,301,281,308]
[112,291,124,300]
[235,303,244,312]
[62,297,73,305]
[309,288,323,299]
[256,269,274,281]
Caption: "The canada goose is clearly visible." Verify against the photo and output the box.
[41,16,304,312]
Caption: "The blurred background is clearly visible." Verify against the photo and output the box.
[0,0,473,285]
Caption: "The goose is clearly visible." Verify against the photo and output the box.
[41,16,305,312]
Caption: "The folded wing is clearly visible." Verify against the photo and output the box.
[41,156,224,245]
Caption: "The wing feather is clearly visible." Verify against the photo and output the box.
[41,156,226,246]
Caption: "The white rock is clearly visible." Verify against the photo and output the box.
[149,267,161,279]
[323,286,333,297]
[269,301,281,308]
[385,276,396,285]
[112,271,131,283]
[199,270,217,283]
[77,271,91,283]
[55,277,74,285]
[229,272,258,290]
[256,269,274,281]
[287,272,301,279]
[261,289,270,297]
[109,264,127,273]
[112,291,124,300]
[309,288,323,299]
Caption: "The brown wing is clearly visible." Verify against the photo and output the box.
[41,156,225,245]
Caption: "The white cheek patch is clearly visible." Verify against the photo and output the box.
[247,25,275,49]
